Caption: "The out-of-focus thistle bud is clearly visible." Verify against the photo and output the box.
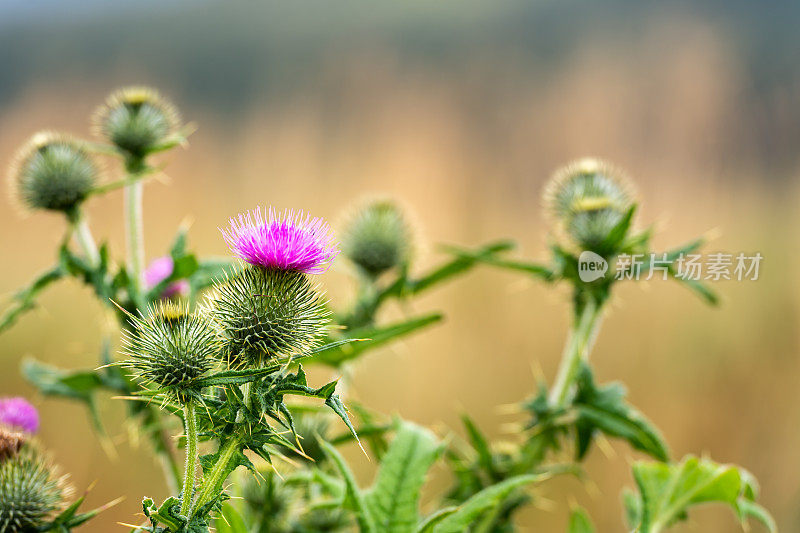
[212,207,335,367]
[9,132,98,215]
[0,446,68,532]
[544,158,635,252]
[122,301,217,402]
[94,86,181,159]
[279,414,330,464]
[341,199,413,278]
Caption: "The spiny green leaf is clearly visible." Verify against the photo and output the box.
[432,474,540,533]
[365,421,443,533]
[573,364,669,462]
[630,455,775,532]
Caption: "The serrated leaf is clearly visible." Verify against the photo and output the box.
[432,475,540,533]
[365,422,443,533]
[573,364,669,462]
[630,455,775,532]
[415,507,458,533]
[568,506,596,533]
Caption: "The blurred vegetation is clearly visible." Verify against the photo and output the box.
[0,1,798,531]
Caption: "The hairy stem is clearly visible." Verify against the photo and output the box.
[195,435,242,510]
[181,401,199,517]
[548,298,604,408]
[124,160,146,309]
[69,210,101,267]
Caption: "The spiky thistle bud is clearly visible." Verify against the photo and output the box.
[94,86,181,159]
[341,199,413,277]
[0,398,39,435]
[0,446,68,532]
[207,267,330,367]
[544,158,635,251]
[122,301,218,402]
[9,132,98,215]
[212,207,335,367]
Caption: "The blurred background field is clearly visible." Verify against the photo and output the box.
[1,1,799,531]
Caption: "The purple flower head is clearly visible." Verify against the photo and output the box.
[222,207,339,274]
[0,397,39,434]
[144,256,189,299]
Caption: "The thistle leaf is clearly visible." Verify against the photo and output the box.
[573,364,669,462]
[0,265,63,334]
[629,455,775,532]
[431,475,540,533]
[364,422,443,533]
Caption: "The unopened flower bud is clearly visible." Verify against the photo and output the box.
[94,86,180,159]
[9,132,98,215]
[341,199,412,277]
[0,446,68,532]
[122,301,217,401]
[544,158,634,251]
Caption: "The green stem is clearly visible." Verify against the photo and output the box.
[124,161,146,309]
[194,435,242,510]
[181,401,199,517]
[547,298,604,408]
[69,210,101,267]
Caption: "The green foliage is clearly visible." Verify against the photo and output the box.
[626,455,776,533]
[572,364,668,462]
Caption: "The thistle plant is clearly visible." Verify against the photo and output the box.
[0,398,114,532]
[0,88,775,532]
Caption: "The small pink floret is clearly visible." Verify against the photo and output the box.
[0,397,39,434]
[221,207,339,273]
[144,256,189,299]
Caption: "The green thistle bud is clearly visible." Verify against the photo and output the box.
[122,301,218,401]
[341,199,413,277]
[544,158,635,251]
[94,86,180,159]
[0,446,67,532]
[9,132,98,214]
[207,266,330,367]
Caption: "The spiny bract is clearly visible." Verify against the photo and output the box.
[0,447,65,532]
[341,199,413,277]
[9,132,98,214]
[94,86,180,159]
[122,301,217,400]
[207,266,330,367]
[544,158,634,251]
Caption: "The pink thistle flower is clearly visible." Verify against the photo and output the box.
[0,397,39,434]
[144,256,189,299]
[221,207,339,274]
